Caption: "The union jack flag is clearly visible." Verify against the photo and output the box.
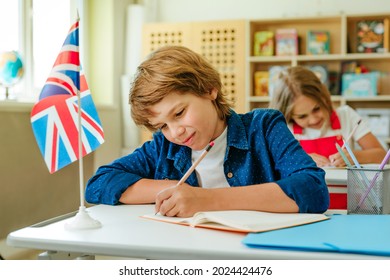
[31,21,104,174]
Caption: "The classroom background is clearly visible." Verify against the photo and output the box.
[1,0,390,259]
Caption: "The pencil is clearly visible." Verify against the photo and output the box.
[341,119,361,149]
[336,142,377,208]
[342,139,361,169]
[335,143,352,167]
[176,141,215,187]
[155,141,215,215]
[343,139,381,211]
[356,148,390,211]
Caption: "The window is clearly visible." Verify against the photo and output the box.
[32,0,71,98]
[0,1,19,51]
[0,0,74,102]
[0,1,21,99]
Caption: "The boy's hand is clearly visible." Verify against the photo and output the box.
[155,184,210,217]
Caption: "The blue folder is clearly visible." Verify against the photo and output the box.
[242,214,390,256]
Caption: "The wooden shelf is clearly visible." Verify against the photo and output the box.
[246,13,390,111]
[249,95,390,103]
[140,15,390,144]
[248,53,390,63]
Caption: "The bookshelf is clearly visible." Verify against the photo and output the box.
[246,13,390,111]
[139,14,390,144]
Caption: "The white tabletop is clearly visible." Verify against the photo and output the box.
[324,167,347,185]
[7,204,388,260]
[324,165,390,186]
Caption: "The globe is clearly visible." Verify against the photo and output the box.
[0,51,24,98]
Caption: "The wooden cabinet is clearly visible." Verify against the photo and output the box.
[246,13,390,111]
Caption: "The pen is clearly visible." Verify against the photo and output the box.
[356,148,390,211]
[343,139,361,169]
[341,119,361,149]
[176,141,215,187]
[343,139,372,196]
[335,143,352,167]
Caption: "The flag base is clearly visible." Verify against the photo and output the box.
[64,206,102,230]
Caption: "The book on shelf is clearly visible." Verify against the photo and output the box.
[340,60,359,75]
[378,71,390,95]
[328,70,341,95]
[306,30,330,55]
[268,65,287,97]
[356,19,389,53]
[253,31,274,56]
[141,210,329,233]
[275,28,298,56]
[254,71,269,96]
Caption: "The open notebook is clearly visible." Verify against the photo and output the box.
[141,210,329,233]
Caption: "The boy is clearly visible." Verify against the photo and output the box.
[86,46,329,217]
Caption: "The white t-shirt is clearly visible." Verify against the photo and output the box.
[288,105,371,148]
[191,127,230,189]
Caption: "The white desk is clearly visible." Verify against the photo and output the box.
[324,168,347,186]
[7,204,388,260]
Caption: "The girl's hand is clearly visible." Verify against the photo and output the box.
[329,151,349,168]
[309,153,331,167]
[155,184,212,217]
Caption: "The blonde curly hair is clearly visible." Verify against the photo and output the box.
[129,45,233,132]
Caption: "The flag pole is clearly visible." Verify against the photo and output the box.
[78,87,85,208]
[64,14,102,230]
[64,80,101,230]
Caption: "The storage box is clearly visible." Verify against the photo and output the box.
[356,108,390,137]
[347,166,390,214]
[341,72,379,97]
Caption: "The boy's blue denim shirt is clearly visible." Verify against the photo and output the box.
[86,109,329,213]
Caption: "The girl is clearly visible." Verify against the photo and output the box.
[269,66,386,167]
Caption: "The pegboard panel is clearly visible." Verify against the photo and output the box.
[142,23,193,57]
[141,23,194,143]
[140,20,246,143]
[192,20,246,114]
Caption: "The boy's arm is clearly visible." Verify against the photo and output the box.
[155,183,298,217]
[212,183,299,212]
[86,135,164,205]
[119,178,178,204]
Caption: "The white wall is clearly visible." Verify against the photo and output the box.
[0,109,95,239]
[153,0,390,22]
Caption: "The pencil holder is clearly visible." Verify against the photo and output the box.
[347,166,390,214]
